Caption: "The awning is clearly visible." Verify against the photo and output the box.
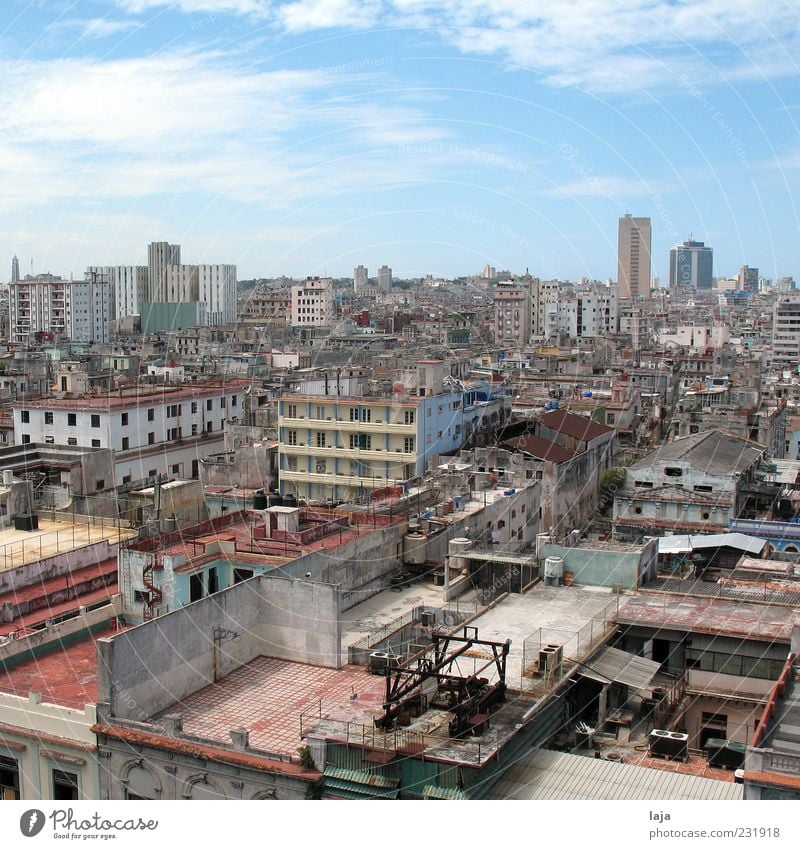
[578,646,661,690]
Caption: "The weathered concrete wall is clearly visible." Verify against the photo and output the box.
[98,575,341,720]
[539,542,649,589]
[0,538,120,595]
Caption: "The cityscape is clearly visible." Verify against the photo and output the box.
[0,0,799,832]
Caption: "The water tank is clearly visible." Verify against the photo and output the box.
[268,492,284,507]
[543,556,564,584]
[369,652,390,675]
[403,532,428,565]
[583,390,593,398]
[253,489,269,509]
[284,494,298,508]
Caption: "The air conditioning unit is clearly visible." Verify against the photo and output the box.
[538,644,563,676]
[649,729,689,760]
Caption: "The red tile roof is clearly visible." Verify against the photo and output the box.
[535,409,615,442]
[500,434,575,464]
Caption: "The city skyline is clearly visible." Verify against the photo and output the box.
[0,2,798,282]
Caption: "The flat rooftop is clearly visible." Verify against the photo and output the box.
[0,626,115,708]
[0,519,136,572]
[466,584,629,692]
[618,591,797,642]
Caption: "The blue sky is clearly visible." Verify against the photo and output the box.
[1,1,799,283]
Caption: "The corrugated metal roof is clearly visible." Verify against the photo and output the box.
[494,749,743,800]
[578,646,661,690]
[422,785,469,800]
[658,533,767,555]
[323,766,400,799]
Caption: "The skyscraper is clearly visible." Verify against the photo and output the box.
[353,265,368,293]
[10,255,19,284]
[669,239,713,289]
[147,241,181,302]
[377,265,392,291]
[617,215,652,299]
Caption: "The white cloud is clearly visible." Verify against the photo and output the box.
[112,0,800,93]
[0,50,448,212]
[539,175,668,199]
[78,18,145,38]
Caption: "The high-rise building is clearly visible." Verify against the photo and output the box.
[617,215,652,299]
[377,265,392,291]
[147,241,181,302]
[10,255,19,284]
[738,265,759,292]
[8,273,111,343]
[773,294,800,365]
[494,281,531,347]
[669,239,713,289]
[353,265,368,293]
[87,265,148,319]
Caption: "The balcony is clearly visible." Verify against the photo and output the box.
[280,415,415,433]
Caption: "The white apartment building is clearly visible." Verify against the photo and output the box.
[13,381,248,484]
[291,277,334,327]
[377,265,392,291]
[8,275,111,344]
[557,286,618,339]
[148,241,181,302]
[773,294,800,366]
[198,264,237,324]
[278,361,511,501]
[87,265,148,319]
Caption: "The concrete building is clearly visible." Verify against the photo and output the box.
[613,430,766,541]
[8,274,111,344]
[87,266,148,319]
[670,239,714,289]
[353,265,368,294]
[278,362,511,502]
[377,265,392,291]
[147,241,181,302]
[739,265,759,293]
[617,215,652,299]
[772,294,800,366]
[10,255,19,284]
[12,380,249,485]
[493,281,531,347]
[291,277,334,327]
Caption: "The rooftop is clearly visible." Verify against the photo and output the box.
[628,429,764,476]
[535,408,615,442]
[617,591,797,642]
[0,519,136,572]
[0,626,115,709]
[499,434,575,463]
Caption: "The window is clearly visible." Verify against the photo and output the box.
[52,769,79,801]
[316,459,327,473]
[21,434,30,444]
[191,401,198,414]
[0,755,20,800]
[91,415,100,428]
[316,432,326,448]
[220,397,226,408]
[121,437,130,450]
[207,399,214,412]
[191,424,198,436]
[350,433,371,450]
[287,403,297,417]
[606,413,616,424]
[233,568,253,584]
[68,413,77,426]
[133,589,149,604]
[148,432,156,445]
[44,411,54,425]
[404,409,415,425]
[694,484,713,492]
[172,464,180,474]
[20,411,29,423]
[96,479,105,490]
[122,475,131,485]
[121,413,128,426]
[45,436,54,444]
[232,395,238,407]
[664,467,683,477]
[286,456,297,471]
[148,469,157,477]
[208,567,219,595]
[68,437,77,446]
[404,437,415,453]
[147,408,155,421]
[207,421,213,432]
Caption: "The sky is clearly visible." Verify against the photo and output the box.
[1,1,799,283]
